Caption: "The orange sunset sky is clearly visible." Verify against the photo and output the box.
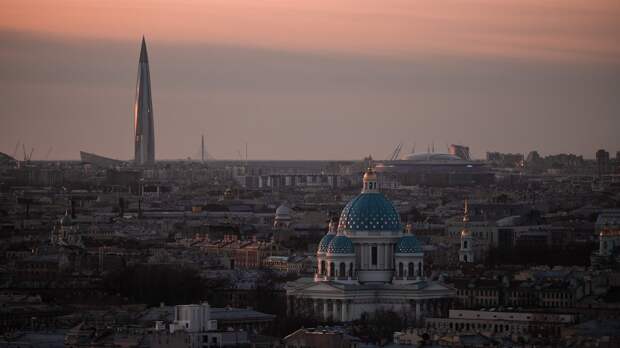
[1,0,619,160]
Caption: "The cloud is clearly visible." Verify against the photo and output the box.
[1,30,618,160]
[1,0,619,63]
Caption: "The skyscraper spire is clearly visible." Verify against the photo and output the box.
[139,36,148,63]
[134,36,155,165]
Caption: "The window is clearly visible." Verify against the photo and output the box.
[320,260,326,275]
[329,262,335,276]
[371,246,378,265]
[339,262,346,277]
[398,262,404,277]
[349,262,354,277]
[408,262,414,277]
[463,240,468,249]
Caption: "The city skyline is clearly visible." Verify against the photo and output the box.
[1,0,619,160]
[0,2,619,344]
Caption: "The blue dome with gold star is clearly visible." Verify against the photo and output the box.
[396,235,423,253]
[338,192,402,232]
[326,235,355,254]
[317,234,335,254]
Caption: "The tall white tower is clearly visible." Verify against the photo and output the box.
[459,200,475,263]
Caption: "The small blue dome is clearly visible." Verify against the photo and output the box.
[338,192,401,232]
[326,235,354,254]
[396,235,423,253]
[317,234,335,253]
[60,211,72,226]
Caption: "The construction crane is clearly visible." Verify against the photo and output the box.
[12,140,20,159]
[387,143,402,161]
[44,146,53,160]
[22,144,34,162]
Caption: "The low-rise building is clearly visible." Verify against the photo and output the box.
[283,327,362,348]
[148,302,275,348]
[425,309,577,338]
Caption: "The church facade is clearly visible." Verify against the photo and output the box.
[285,169,455,322]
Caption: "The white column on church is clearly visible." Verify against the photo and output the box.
[360,243,365,269]
[313,300,318,317]
[323,300,328,321]
[415,301,421,321]
[341,301,348,322]
[383,244,388,269]
[332,300,339,321]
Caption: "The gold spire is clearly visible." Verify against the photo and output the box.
[463,199,469,223]
[328,219,337,234]
[362,167,378,193]
[406,221,413,234]
[461,199,471,237]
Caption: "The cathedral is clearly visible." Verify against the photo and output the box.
[285,169,455,322]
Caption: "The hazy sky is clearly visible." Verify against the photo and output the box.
[1,0,619,160]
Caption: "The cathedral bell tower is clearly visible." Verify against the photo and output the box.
[459,200,475,263]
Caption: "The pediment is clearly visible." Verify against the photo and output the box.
[299,281,344,292]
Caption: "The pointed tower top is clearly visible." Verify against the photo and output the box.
[139,36,149,63]
[405,221,413,234]
[327,218,337,235]
[463,199,470,223]
[461,199,472,238]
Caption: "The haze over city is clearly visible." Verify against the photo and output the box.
[1,0,619,160]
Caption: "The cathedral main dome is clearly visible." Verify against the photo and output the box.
[337,192,402,233]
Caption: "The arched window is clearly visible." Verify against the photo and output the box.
[398,262,404,277]
[408,262,414,277]
[349,262,354,277]
[329,262,335,277]
[463,240,468,249]
[371,246,378,266]
[463,254,468,262]
[339,262,346,277]
[320,260,326,275]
